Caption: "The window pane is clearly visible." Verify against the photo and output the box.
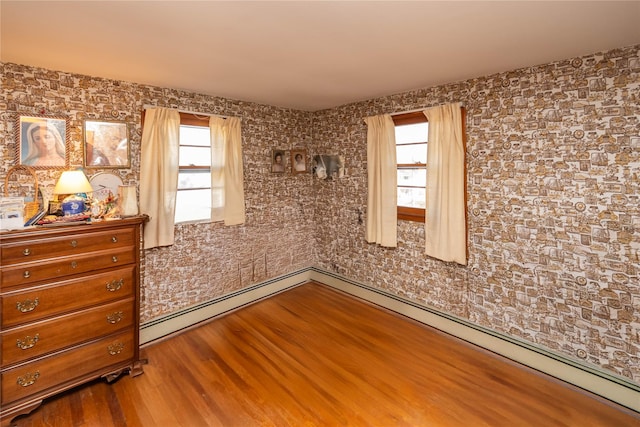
[397,143,427,164]
[180,125,210,146]
[175,189,211,223]
[395,123,428,144]
[178,170,211,190]
[397,168,426,187]
[398,187,426,209]
[179,146,211,167]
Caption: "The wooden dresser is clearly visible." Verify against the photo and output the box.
[0,217,146,426]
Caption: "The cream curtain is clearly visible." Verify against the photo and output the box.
[140,107,181,249]
[423,103,466,265]
[210,116,245,225]
[365,114,397,247]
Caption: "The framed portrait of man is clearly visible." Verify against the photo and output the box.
[15,114,69,169]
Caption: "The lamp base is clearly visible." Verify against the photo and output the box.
[61,197,86,216]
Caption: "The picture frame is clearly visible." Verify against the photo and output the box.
[83,120,130,168]
[291,149,307,174]
[47,200,62,216]
[15,114,69,169]
[271,149,286,173]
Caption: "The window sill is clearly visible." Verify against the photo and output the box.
[175,219,216,226]
[397,207,425,223]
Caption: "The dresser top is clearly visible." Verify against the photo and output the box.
[0,215,148,241]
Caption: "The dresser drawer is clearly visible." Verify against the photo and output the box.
[2,298,134,366]
[1,331,134,405]
[0,228,135,266]
[1,266,135,327]
[1,247,135,289]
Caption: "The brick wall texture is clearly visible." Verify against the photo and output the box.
[1,44,638,384]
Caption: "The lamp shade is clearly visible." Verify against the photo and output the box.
[53,170,94,195]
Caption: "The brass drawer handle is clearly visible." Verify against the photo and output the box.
[17,371,40,387]
[71,261,78,269]
[108,342,124,355]
[23,270,31,279]
[17,334,40,350]
[16,298,39,313]
[111,236,118,243]
[22,248,31,256]
[106,311,124,324]
[106,279,124,292]
[112,256,118,263]
[70,240,78,248]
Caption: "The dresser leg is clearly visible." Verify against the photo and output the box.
[130,358,148,377]
[1,400,43,427]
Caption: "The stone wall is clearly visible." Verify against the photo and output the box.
[311,44,640,383]
[0,62,315,323]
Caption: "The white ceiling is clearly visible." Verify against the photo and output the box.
[1,1,639,111]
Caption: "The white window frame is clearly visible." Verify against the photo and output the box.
[175,113,212,224]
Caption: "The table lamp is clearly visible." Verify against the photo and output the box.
[53,170,93,215]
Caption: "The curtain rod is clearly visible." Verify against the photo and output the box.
[390,103,464,116]
[143,104,230,119]
[364,103,465,120]
[390,107,427,116]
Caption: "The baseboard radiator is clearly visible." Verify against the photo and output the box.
[139,267,640,413]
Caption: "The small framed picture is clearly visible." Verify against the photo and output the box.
[291,149,307,174]
[271,149,285,173]
[15,114,69,169]
[84,120,130,168]
[48,201,62,216]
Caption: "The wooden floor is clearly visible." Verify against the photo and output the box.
[10,282,639,426]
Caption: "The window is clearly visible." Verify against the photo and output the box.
[175,113,211,223]
[393,111,428,222]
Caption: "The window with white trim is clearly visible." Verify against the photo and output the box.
[175,116,211,223]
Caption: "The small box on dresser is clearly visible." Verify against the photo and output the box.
[0,216,147,426]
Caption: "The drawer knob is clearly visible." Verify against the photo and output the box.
[107,311,124,324]
[22,248,31,256]
[17,334,40,350]
[111,236,118,243]
[106,279,124,292]
[17,371,40,387]
[16,298,39,313]
[108,342,124,355]
[112,256,118,263]
[70,240,78,248]
[23,270,31,279]
[71,261,78,269]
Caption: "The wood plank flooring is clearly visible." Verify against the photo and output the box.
[10,282,640,426]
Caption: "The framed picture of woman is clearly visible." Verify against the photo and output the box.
[15,114,69,169]
[291,149,307,174]
[271,149,286,173]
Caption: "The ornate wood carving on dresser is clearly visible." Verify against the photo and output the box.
[0,217,146,426]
